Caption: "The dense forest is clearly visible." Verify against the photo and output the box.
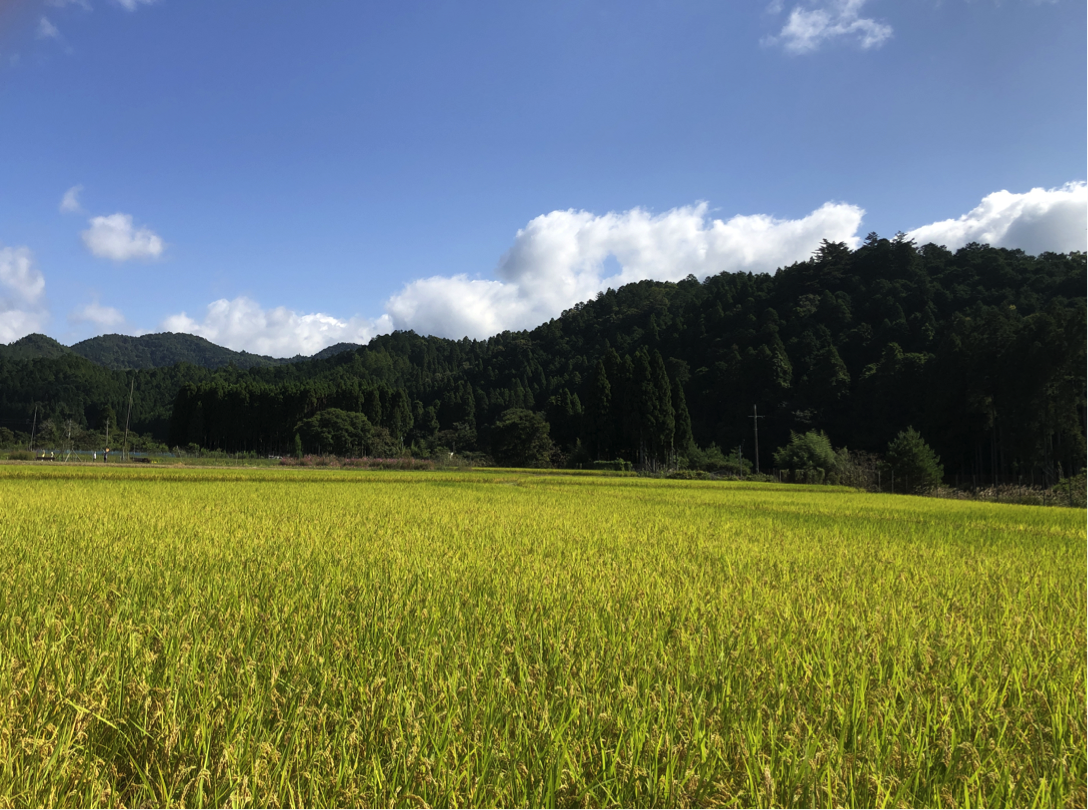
[2,236,1084,484]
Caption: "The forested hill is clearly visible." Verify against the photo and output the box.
[2,237,1084,482]
[1,333,73,361]
[0,331,363,371]
[69,332,290,370]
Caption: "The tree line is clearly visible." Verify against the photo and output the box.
[1,236,1084,483]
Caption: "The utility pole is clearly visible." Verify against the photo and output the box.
[122,373,135,462]
[29,405,37,452]
[749,404,765,475]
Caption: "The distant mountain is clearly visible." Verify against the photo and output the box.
[69,333,289,370]
[2,332,362,370]
[1,334,72,361]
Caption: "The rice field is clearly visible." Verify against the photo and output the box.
[0,465,1083,807]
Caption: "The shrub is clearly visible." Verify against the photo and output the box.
[834,449,881,490]
[685,444,751,476]
[7,450,32,461]
[592,459,633,472]
[1053,471,1087,508]
[666,469,711,480]
[773,430,838,483]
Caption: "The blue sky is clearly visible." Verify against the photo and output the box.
[1,0,1084,354]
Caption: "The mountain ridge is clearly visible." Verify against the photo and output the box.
[2,332,363,371]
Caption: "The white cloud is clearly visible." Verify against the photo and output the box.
[907,182,1088,254]
[115,0,156,10]
[59,184,84,213]
[69,300,125,329]
[0,310,49,344]
[82,213,164,261]
[0,245,46,303]
[766,0,892,54]
[385,200,865,339]
[37,17,60,39]
[161,297,393,358]
[46,0,93,8]
[0,245,48,343]
[153,183,1087,353]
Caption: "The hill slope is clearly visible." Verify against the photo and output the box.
[1,332,363,370]
[68,333,290,370]
[1,334,72,361]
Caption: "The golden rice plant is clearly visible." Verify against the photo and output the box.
[0,466,1083,807]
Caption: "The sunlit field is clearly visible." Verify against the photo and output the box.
[0,466,1083,807]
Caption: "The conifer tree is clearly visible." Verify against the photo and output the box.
[672,377,694,457]
[584,360,612,458]
[885,427,944,494]
[650,350,675,467]
[631,350,656,466]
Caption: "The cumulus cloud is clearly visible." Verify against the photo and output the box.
[0,245,48,343]
[152,183,1087,353]
[82,213,164,261]
[161,297,393,358]
[0,245,46,302]
[37,17,60,39]
[59,184,84,213]
[385,200,864,339]
[69,300,125,329]
[766,0,892,54]
[907,182,1088,254]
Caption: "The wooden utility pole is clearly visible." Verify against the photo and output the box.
[122,374,135,461]
[29,405,37,452]
[749,404,765,475]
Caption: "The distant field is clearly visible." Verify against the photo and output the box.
[0,467,1083,807]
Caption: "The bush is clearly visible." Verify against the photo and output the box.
[885,427,944,494]
[773,430,838,483]
[280,455,436,471]
[834,449,881,490]
[684,444,751,476]
[1053,471,1087,508]
[591,459,633,472]
[7,449,32,461]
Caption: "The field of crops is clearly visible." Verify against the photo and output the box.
[0,465,1083,807]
